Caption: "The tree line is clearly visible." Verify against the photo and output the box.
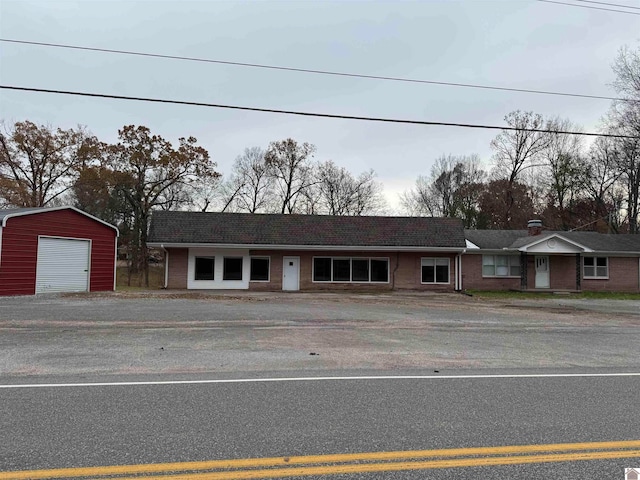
[1,45,638,284]
[402,45,640,234]
[0,124,384,285]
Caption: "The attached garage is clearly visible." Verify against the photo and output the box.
[0,206,118,296]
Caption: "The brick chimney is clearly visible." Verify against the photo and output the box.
[527,219,543,236]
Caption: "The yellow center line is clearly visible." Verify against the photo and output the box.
[111,450,640,480]
[1,440,639,479]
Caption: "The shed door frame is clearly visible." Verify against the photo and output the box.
[36,236,91,294]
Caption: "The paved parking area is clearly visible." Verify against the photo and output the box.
[0,291,639,379]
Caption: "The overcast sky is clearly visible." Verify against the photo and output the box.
[1,0,639,211]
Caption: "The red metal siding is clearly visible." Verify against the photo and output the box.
[0,209,117,296]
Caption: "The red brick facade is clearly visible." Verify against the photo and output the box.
[165,248,459,291]
[462,253,640,292]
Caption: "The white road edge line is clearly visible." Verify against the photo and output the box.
[1,373,640,388]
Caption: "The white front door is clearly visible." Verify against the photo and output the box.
[282,256,300,291]
[535,255,550,289]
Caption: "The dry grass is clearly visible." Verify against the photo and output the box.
[116,265,164,290]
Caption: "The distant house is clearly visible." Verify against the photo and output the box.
[0,206,119,296]
[147,211,467,291]
[463,220,640,293]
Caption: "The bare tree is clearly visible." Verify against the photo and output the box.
[541,117,586,229]
[221,147,275,213]
[264,138,317,214]
[607,45,640,233]
[401,154,485,227]
[0,121,98,207]
[315,160,385,215]
[490,111,550,228]
[581,136,623,231]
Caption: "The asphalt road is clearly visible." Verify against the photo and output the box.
[1,374,639,479]
[0,292,639,478]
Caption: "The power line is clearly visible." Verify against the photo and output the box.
[2,84,637,139]
[536,0,640,15]
[0,38,627,102]
[573,0,640,11]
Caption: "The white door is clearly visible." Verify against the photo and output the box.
[282,256,300,291]
[36,237,90,294]
[535,255,550,289]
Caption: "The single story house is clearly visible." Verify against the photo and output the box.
[148,212,640,293]
[463,220,640,293]
[0,206,119,296]
[147,211,467,291]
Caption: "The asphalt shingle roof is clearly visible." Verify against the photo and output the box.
[465,229,640,253]
[148,211,466,248]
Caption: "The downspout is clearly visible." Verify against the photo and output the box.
[392,252,400,290]
[160,245,169,289]
[456,251,465,291]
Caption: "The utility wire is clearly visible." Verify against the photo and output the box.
[536,0,640,15]
[0,38,627,102]
[573,0,640,10]
[2,85,637,139]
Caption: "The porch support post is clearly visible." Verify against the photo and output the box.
[520,252,528,290]
[576,253,581,291]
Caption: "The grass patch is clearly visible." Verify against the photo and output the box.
[116,265,164,290]
[465,290,640,300]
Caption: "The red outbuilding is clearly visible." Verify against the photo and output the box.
[0,206,118,296]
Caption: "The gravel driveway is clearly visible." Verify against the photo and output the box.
[0,291,639,379]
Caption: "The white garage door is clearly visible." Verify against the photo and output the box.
[36,238,90,294]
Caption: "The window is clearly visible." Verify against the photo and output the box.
[250,257,270,281]
[313,257,389,283]
[333,259,351,281]
[421,258,450,284]
[370,259,389,282]
[313,258,332,282]
[194,257,215,280]
[584,257,608,278]
[482,255,520,277]
[352,259,370,282]
[223,257,243,280]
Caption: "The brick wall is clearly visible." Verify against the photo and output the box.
[461,254,520,291]
[582,257,640,292]
[248,250,283,291]
[166,248,188,289]
[249,250,457,291]
[549,255,578,290]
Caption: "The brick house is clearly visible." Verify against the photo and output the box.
[147,211,466,291]
[462,221,640,293]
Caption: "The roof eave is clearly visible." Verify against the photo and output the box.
[146,242,465,252]
[1,206,119,236]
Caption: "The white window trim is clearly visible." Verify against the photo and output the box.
[312,256,390,283]
[194,256,216,281]
[222,256,244,281]
[249,256,271,282]
[421,257,451,285]
[481,254,521,278]
[583,256,609,280]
